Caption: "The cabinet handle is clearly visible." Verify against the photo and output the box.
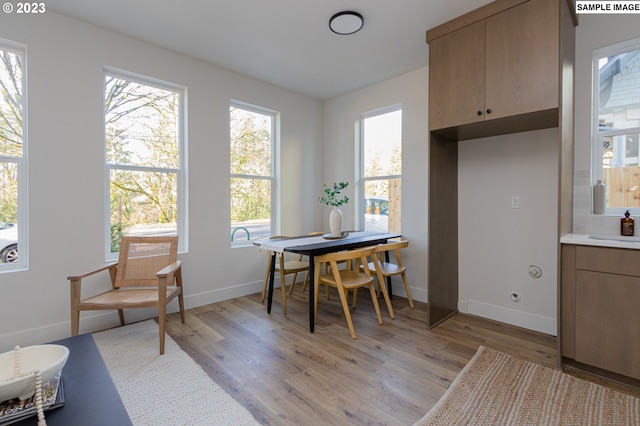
[486,108,492,114]
[477,111,482,116]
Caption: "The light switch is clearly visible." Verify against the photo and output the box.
[511,196,520,209]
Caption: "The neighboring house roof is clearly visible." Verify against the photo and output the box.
[602,51,640,111]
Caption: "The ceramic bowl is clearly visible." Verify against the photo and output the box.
[0,344,69,401]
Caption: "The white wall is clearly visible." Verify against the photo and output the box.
[573,15,640,234]
[458,129,559,335]
[322,68,429,302]
[0,11,323,351]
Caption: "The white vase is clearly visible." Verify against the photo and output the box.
[329,206,343,237]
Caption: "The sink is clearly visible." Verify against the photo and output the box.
[588,234,640,243]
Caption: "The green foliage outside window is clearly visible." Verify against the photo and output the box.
[105,75,180,251]
[230,107,272,223]
[0,49,23,225]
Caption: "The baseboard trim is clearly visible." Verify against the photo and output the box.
[466,299,557,336]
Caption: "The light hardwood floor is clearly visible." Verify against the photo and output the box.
[163,287,637,425]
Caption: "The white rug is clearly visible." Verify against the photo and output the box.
[93,320,260,426]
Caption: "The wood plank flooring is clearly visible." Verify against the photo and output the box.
[163,286,636,425]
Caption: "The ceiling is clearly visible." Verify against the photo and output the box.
[48,0,493,100]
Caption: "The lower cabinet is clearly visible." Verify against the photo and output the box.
[561,244,640,382]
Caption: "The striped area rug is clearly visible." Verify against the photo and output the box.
[414,346,640,425]
[93,320,260,426]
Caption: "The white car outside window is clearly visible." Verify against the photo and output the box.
[364,197,388,233]
[0,223,17,263]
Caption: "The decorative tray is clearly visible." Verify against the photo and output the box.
[322,232,349,240]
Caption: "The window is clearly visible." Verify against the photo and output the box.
[0,42,25,270]
[358,107,402,233]
[593,38,640,213]
[104,70,185,257]
[230,102,276,247]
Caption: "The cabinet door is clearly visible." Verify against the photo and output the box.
[485,0,559,120]
[575,270,640,380]
[429,20,485,130]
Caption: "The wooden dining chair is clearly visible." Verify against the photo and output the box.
[366,239,414,310]
[314,246,383,339]
[260,236,309,314]
[68,235,184,355]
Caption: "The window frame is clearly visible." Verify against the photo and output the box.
[591,37,640,215]
[0,40,27,273]
[229,100,278,248]
[103,68,187,260]
[356,105,402,233]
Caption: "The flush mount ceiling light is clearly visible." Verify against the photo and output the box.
[329,11,364,35]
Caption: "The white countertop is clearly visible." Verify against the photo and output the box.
[561,233,640,250]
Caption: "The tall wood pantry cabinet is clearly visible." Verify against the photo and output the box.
[425,0,576,328]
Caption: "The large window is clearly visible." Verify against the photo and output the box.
[358,107,402,233]
[593,38,640,213]
[104,70,185,257]
[0,43,25,270]
[230,102,276,247]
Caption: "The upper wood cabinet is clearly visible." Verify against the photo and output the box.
[428,0,560,136]
[429,20,486,131]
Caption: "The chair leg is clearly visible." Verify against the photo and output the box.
[289,273,296,295]
[280,271,287,314]
[118,309,125,326]
[178,291,186,323]
[377,275,396,319]
[337,286,357,339]
[368,283,384,325]
[175,269,186,323]
[324,263,332,300]
[70,278,81,336]
[291,272,301,294]
[294,268,312,295]
[290,271,309,295]
[71,310,80,336]
[158,307,166,355]
[401,272,415,309]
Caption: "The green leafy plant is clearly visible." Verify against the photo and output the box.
[318,181,349,207]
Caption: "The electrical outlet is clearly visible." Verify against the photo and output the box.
[511,196,520,209]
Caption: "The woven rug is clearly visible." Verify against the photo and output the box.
[414,346,640,425]
[93,320,260,426]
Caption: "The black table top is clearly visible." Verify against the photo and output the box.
[282,232,401,255]
[14,333,132,426]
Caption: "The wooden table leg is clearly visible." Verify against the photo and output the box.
[385,251,393,298]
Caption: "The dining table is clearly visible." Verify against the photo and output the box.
[255,231,401,332]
